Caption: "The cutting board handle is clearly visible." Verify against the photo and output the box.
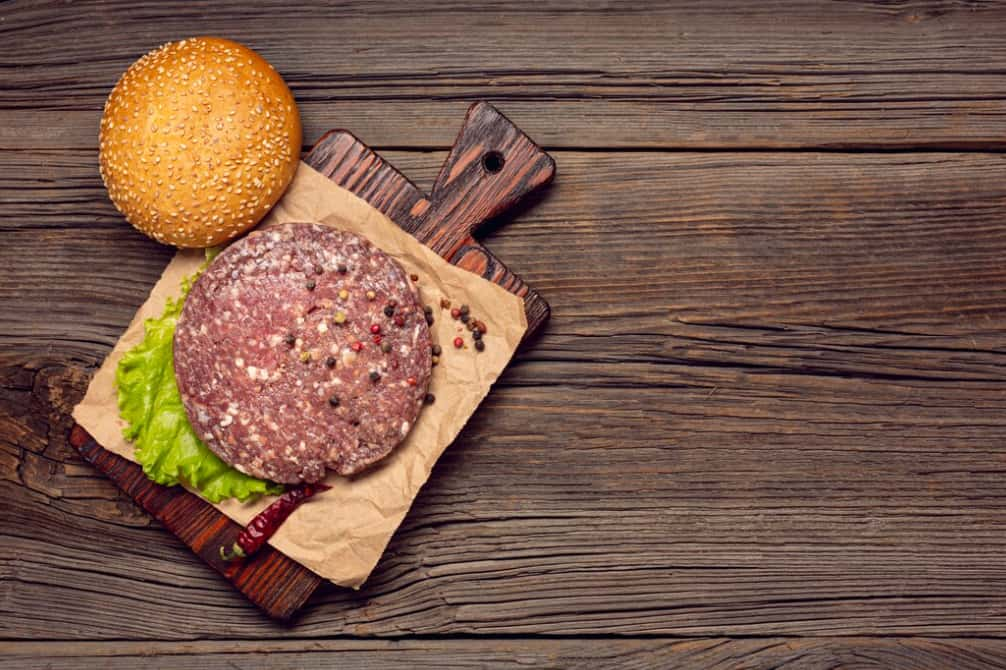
[412,102,555,257]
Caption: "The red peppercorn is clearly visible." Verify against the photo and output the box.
[450,308,461,319]
[394,315,406,327]
[370,324,381,335]
[372,334,382,344]
[407,376,417,386]
[351,341,364,352]
[453,336,463,349]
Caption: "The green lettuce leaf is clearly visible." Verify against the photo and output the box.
[116,250,283,503]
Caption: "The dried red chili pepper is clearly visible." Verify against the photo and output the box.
[219,483,331,561]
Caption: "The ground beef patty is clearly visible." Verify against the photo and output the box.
[174,222,432,483]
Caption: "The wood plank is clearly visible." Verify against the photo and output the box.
[4,638,1006,670]
[5,150,1006,635]
[5,149,1006,358]
[3,1,1006,149]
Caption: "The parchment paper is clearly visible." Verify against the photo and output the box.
[73,162,528,588]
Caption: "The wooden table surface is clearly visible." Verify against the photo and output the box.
[4,1,1006,668]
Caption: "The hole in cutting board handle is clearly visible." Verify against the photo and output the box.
[482,150,505,174]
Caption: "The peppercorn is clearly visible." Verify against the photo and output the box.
[453,336,463,349]
[407,376,417,386]
[460,313,470,324]
[424,393,435,404]
[299,351,311,363]
[314,264,324,275]
[369,371,380,382]
[474,339,485,352]
[325,356,336,368]
[410,273,419,282]
[472,329,482,341]
[372,334,382,344]
[333,311,347,325]
[388,300,397,308]
[467,320,477,331]
[381,341,392,354]
[431,355,439,366]
[305,280,316,291]
[337,263,348,274]
[370,324,381,335]
[351,341,363,352]
[284,333,296,346]
[459,304,470,316]
[475,320,487,334]
[431,344,442,356]
[394,315,405,327]
[425,313,434,326]
[329,395,340,407]
[440,298,451,309]
[423,305,433,315]
[450,307,461,319]
[338,289,349,300]
[366,290,376,301]
[384,305,395,317]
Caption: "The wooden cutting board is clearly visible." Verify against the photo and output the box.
[68,102,554,619]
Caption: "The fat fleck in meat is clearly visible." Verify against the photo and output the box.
[173,222,432,483]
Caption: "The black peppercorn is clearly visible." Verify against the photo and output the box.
[369,371,381,382]
[460,313,470,324]
[431,344,442,356]
[328,395,340,407]
[384,305,395,317]
[472,329,482,341]
[337,263,348,274]
[424,393,435,404]
[325,356,336,368]
[284,333,296,346]
[474,339,485,352]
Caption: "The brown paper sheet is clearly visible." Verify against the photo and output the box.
[73,162,528,588]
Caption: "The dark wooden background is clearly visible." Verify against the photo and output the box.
[3,1,1006,668]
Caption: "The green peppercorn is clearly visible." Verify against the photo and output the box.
[329,395,340,407]
[381,341,392,354]
[474,339,485,352]
[325,356,336,368]
[333,311,347,325]
[300,351,311,362]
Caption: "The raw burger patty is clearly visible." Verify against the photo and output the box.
[174,222,432,483]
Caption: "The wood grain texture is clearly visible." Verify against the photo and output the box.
[4,148,1006,640]
[3,1,1006,150]
[68,427,323,620]
[5,0,1006,665]
[4,638,1006,670]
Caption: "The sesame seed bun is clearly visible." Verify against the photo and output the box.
[99,37,302,248]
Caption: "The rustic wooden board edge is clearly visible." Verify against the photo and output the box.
[67,102,555,619]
